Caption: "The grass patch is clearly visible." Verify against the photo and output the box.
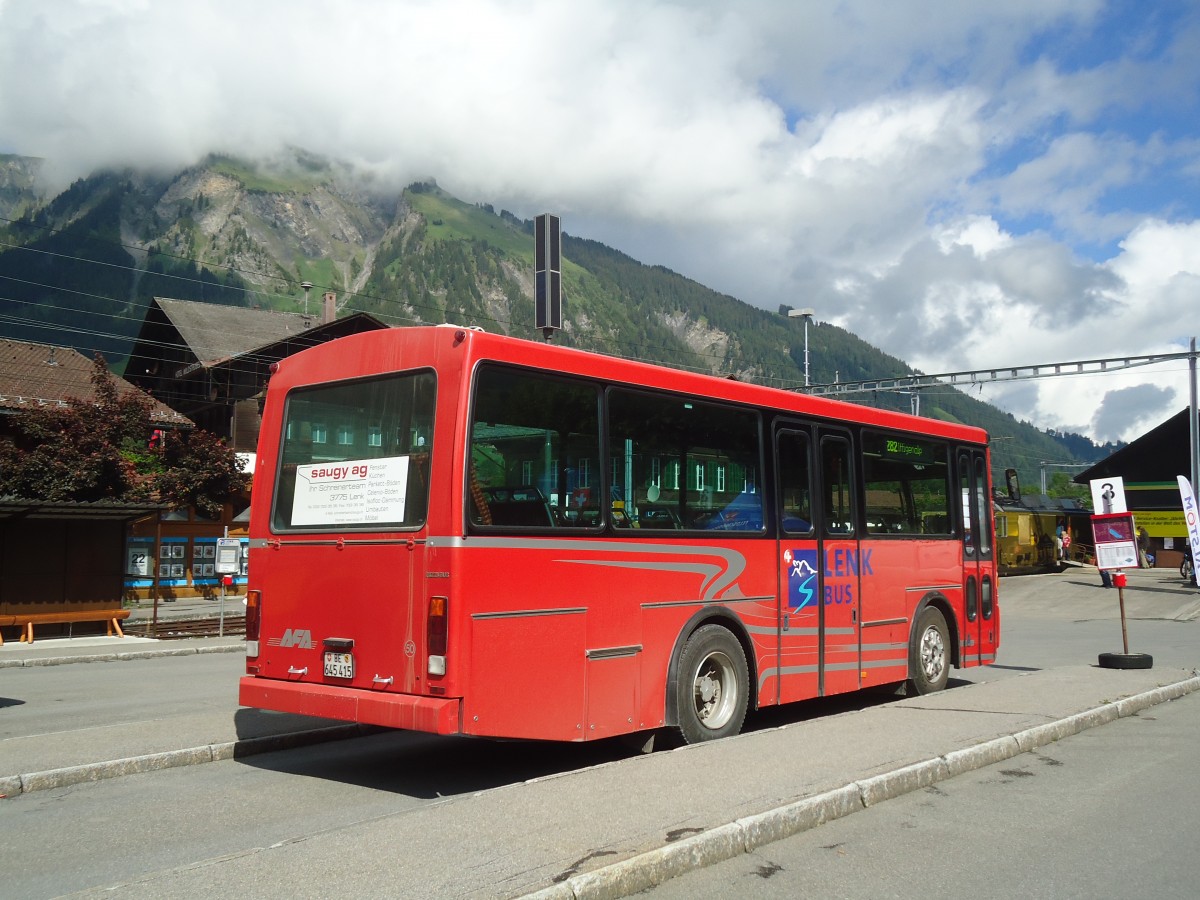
[210,156,326,195]
[405,188,531,258]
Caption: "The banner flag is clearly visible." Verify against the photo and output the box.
[1177,476,1200,587]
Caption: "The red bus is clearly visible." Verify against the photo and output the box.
[239,325,998,744]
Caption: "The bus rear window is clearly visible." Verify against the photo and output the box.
[271,371,436,531]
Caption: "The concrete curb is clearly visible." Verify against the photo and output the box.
[0,724,376,798]
[0,642,244,668]
[524,673,1200,900]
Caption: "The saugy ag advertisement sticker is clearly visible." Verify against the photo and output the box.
[291,456,410,526]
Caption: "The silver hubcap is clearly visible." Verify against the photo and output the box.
[920,625,946,683]
[693,650,738,729]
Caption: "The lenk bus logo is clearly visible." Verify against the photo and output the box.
[785,547,875,610]
[784,549,818,611]
[269,628,315,649]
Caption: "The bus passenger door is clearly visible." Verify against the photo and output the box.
[817,430,861,696]
[958,449,997,665]
[775,425,861,703]
[775,425,819,705]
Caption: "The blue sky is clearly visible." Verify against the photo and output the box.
[1,0,1198,443]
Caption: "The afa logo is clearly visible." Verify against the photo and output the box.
[783,548,818,612]
[268,628,314,649]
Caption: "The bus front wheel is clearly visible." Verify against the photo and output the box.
[675,624,749,744]
[908,608,950,695]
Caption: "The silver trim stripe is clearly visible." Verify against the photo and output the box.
[249,537,423,548]
[641,595,773,611]
[429,536,749,601]
[759,656,908,688]
[585,645,643,660]
[471,607,586,620]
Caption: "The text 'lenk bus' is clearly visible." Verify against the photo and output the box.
[239,324,998,745]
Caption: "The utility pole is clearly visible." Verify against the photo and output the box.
[786,307,816,387]
[1040,461,1090,495]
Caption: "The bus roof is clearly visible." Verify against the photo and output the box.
[276,324,990,446]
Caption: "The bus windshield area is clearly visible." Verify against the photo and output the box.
[271,371,436,531]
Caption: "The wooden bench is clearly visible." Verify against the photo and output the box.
[12,610,132,645]
[0,615,15,646]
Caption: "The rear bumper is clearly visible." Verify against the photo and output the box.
[239,676,462,734]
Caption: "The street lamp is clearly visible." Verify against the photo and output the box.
[301,281,313,315]
[787,307,816,387]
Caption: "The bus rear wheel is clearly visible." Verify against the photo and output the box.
[675,624,749,744]
[908,608,950,695]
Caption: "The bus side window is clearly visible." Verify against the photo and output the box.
[608,388,762,533]
[821,436,855,537]
[469,366,600,530]
[777,430,813,535]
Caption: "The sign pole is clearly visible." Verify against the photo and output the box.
[215,532,242,639]
[219,528,226,638]
[1117,578,1129,654]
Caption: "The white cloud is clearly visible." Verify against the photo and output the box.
[1,0,1198,444]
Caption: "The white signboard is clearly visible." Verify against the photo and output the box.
[215,538,242,575]
[292,456,410,526]
[127,546,152,577]
[1089,476,1128,515]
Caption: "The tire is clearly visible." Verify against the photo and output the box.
[907,607,950,695]
[1098,652,1154,670]
[674,624,749,744]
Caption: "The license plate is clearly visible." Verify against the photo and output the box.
[323,651,354,679]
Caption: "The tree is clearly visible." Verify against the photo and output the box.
[155,429,249,519]
[0,355,247,515]
[0,354,152,501]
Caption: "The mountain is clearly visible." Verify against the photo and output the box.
[0,151,1112,485]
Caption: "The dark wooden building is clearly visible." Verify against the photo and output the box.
[1075,408,1198,568]
[0,340,182,638]
[120,296,387,600]
[125,295,387,453]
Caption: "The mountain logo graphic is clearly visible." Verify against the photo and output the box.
[786,548,819,612]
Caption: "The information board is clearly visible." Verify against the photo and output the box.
[1091,512,1138,570]
[215,538,242,575]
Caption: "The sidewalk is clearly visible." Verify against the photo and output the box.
[2,567,1199,898]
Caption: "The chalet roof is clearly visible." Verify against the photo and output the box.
[1075,409,1194,484]
[0,496,170,521]
[154,297,326,366]
[0,339,192,427]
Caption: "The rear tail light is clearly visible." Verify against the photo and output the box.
[246,589,262,657]
[428,595,447,676]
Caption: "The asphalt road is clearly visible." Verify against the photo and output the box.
[0,566,1196,899]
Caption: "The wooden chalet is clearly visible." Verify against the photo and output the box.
[125,295,387,453]
[121,295,388,602]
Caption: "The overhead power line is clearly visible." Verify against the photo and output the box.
[805,351,1197,397]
